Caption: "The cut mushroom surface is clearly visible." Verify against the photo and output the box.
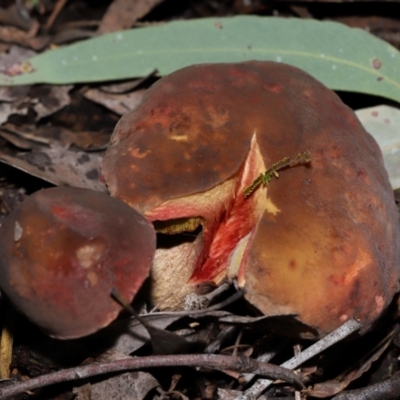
[101,61,400,338]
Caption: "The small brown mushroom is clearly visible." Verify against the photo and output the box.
[0,187,155,339]
[101,61,400,338]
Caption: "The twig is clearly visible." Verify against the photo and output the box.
[205,325,239,354]
[44,0,68,30]
[293,345,302,400]
[0,354,303,399]
[232,328,244,357]
[240,338,290,384]
[236,319,362,399]
[331,373,400,400]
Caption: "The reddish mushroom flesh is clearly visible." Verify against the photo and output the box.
[101,61,400,337]
[0,187,155,339]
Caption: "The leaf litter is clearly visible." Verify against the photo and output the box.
[0,1,400,399]
[72,351,160,400]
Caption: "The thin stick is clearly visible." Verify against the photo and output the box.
[243,151,311,197]
[241,338,290,384]
[293,345,302,400]
[0,354,303,399]
[331,373,400,400]
[235,319,362,399]
[44,0,68,30]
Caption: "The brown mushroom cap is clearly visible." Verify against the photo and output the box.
[0,187,155,339]
[101,61,400,337]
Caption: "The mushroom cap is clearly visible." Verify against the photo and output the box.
[101,61,400,337]
[0,187,155,339]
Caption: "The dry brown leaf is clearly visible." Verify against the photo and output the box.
[0,148,106,191]
[0,101,29,125]
[0,45,35,71]
[307,332,394,397]
[101,314,183,355]
[0,85,30,103]
[32,85,73,121]
[1,124,111,151]
[0,57,72,124]
[97,0,165,34]
[52,29,96,45]
[0,25,50,50]
[0,4,33,31]
[83,88,146,115]
[0,304,15,379]
[0,129,36,150]
[99,77,151,94]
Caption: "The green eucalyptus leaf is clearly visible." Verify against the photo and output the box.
[356,105,400,190]
[1,16,400,103]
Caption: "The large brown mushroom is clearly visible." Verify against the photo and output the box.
[101,61,400,338]
[0,187,155,339]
